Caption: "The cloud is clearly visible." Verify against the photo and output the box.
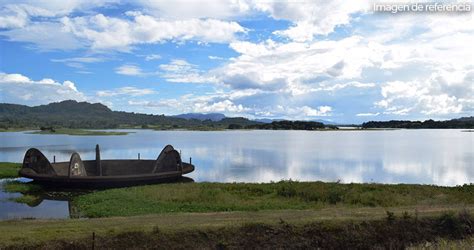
[375,74,469,116]
[255,0,369,42]
[136,0,251,19]
[127,92,252,115]
[144,54,161,61]
[295,106,332,117]
[159,59,216,83]
[59,13,247,51]
[115,65,145,76]
[208,55,225,60]
[0,72,86,105]
[356,112,380,117]
[51,57,106,69]
[0,5,29,29]
[96,87,157,97]
[194,99,249,113]
[214,36,382,95]
[0,21,83,50]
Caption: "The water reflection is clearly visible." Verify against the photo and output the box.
[0,178,71,219]
[0,177,194,220]
[0,130,472,186]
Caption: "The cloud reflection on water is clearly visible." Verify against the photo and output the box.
[0,129,472,186]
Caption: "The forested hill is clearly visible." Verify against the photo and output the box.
[362,117,474,129]
[0,100,260,130]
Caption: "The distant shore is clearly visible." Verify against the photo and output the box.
[3,127,473,135]
[0,128,130,136]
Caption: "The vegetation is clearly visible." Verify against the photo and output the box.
[409,236,474,249]
[1,175,473,248]
[2,100,472,131]
[232,120,338,130]
[0,100,261,130]
[73,181,474,218]
[29,128,129,136]
[362,117,474,129]
[2,180,42,193]
[0,162,21,178]
[0,209,471,249]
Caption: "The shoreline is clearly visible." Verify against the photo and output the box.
[1,162,473,248]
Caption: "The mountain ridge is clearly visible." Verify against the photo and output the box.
[0,100,260,130]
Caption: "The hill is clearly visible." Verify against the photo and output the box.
[0,100,260,130]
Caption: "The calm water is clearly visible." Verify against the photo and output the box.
[0,129,473,219]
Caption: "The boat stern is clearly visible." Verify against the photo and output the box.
[181,162,194,175]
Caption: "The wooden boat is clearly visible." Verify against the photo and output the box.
[19,145,194,188]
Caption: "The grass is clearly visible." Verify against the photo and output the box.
[29,128,129,136]
[2,180,43,193]
[0,208,471,248]
[408,236,474,249]
[0,162,21,178]
[1,175,473,248]
[73,181,474,218]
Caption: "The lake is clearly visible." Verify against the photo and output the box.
[0,129,473,219]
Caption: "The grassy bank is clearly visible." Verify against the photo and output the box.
[0,208,471,249]
[0,162,21,178]
[1,177,473,248]
[73,181,474,218]
[28,128,129,136]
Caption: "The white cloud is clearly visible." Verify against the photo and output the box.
[127,91,254,116]
[255,0,369,42]
[51,57,106,69]
[376,74,469,116]
[0,72,86,105]
[208,55,225,60]
[51,57,104,63]
[215,36,383,95]
[0,5,29,29]
[0,21,83,50]
[58,13,246,51]
[159,59,216,83]
[115,65,145,76]
[144,54,161,61]
[193,99,249,113]
[298,106,332,117]
[356,112,380,117]
[136,0,251,19]
[96,87,156,97]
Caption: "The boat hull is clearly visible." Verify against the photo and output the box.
[19,162,195,188]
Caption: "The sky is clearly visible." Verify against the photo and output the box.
[0,0,472,123]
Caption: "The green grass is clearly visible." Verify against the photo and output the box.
[74,181,474,218]
[0,208,472,248]
[0,162,21,178]
[2,180,43,193]
[29,128,129,136]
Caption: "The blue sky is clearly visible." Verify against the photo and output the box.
[0,0,472,123]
